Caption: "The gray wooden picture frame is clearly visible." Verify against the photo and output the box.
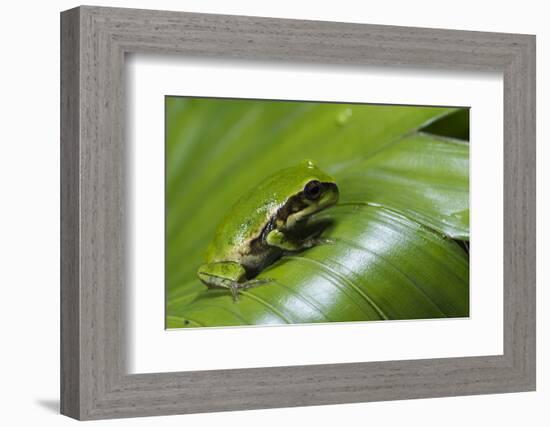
[60,5,536,420]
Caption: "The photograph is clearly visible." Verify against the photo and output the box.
[165,97,470,328]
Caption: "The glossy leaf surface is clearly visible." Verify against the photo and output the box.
[165,98,469,328]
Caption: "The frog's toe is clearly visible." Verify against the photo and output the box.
[242,277,275,290]
[229,284,240,303]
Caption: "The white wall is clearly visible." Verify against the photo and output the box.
[0,0,546,425]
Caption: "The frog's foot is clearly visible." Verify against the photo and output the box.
[243,278,275,290]
[229,278,275,303]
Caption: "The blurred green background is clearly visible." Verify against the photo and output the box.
[165,97,469,328]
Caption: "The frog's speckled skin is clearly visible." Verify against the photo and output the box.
[197,160,339,296]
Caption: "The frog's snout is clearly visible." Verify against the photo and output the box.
[323,182,339,207]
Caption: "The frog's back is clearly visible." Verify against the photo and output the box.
[205,174,284,263]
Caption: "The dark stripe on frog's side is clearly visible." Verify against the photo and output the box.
[249,181,335,254]
[244,191,304,276]
[275,192,308,226]
[275,181,338,225]
[244,181,337,277]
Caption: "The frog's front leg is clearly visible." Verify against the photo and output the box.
[265,229,316,251]
[197,261,272,302]
[266,229,304,251]
[266,229,329,251]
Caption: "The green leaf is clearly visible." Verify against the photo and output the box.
[165,98,469,327]
[334,133,469,239]
[169,204,469,327]
[422,108,470,141]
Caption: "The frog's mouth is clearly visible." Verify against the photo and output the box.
[285,182,339,229]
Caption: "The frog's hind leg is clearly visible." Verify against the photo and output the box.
[197,262,277,302]
[198,261,246,288]
[197,261,250,302]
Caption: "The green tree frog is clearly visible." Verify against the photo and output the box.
[197,160,339,301]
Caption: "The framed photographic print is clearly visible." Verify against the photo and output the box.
[60,5,536,420]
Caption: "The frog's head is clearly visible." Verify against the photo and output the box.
[277,160,339,229]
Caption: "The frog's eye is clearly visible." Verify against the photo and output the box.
[304,180,322,200]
